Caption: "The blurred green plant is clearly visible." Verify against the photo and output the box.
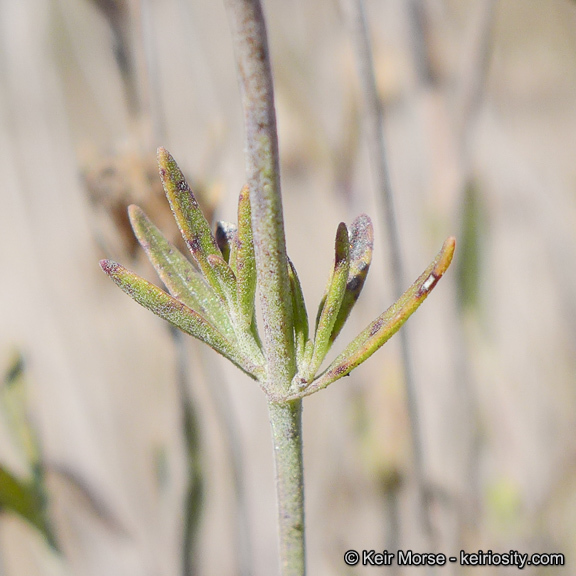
[0,352,58,550]
[457,180,485,313]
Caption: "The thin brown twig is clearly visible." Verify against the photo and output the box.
[342,0,437,563]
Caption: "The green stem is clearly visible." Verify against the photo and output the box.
[268,400,306,576]
[224,0,295,392]
[224,2,304,574]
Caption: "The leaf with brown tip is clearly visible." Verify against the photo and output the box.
[329,214,373,344]
[291,237,455,398]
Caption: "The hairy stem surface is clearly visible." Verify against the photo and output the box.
[268,400,306,576]
[224,0,295,391]
[224,2,304,575]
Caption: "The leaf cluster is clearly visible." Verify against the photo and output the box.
[101,149,455,400]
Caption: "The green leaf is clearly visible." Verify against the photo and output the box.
[100,260,263,379]
[157,147,231,304]
[128,205,235,339]
[207,253,238,310]
[0,465,50,543]
[290,237,455,398]
[287,259,308,368]
[330,214,373,344]
[1,352,40,469]
[234,184,257,332]
[0,357,58,549]
[303,222,350,381]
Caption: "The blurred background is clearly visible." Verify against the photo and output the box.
[1,0,575,574]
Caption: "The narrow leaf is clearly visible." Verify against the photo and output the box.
[330,214,374,344]
[215,221,237,264]
[128,205,234,338]
[0,465,47,540]
[287,259,308,367]
[229,235,238,274]
[157,147,227,302]
[291,237,455,398]
[100,260,262,379]
[1,352,40,469]
[235,185,257,331]
[207,254,237,309]
[304,223,350,381]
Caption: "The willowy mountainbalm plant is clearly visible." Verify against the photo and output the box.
[100,4,452,576]
[100,148,454,574]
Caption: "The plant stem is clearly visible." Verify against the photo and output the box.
[268,400,306,576]
[224,0,295,391]
[224,2,304,575]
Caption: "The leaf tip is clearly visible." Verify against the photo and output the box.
[437,236,456,274]
[335,222,349,265]
[352,213,373,235]
[100,259,118,275]
[206,253,223,265]
[127,203,144,224]
[157,147,177,181]
[239,183,250,201]
[416,236,456,298]
[157,146,169,162]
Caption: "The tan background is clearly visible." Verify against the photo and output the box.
[1,0,575,574]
